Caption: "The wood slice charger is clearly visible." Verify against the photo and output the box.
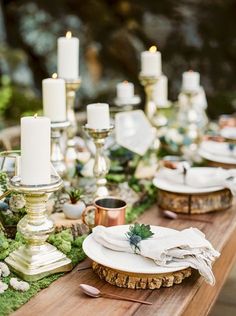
[158,188,232,214]
[92,262,192,290]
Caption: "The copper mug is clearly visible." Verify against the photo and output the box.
[82,197,126,228]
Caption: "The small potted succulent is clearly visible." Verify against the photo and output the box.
[62,188,86,220]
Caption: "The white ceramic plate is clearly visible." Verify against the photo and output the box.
[199,140,236,162]
[221,127,236,140]
[153,167,223,194]
[83,225,188,274]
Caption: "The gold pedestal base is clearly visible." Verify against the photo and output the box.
[5,243,72,282]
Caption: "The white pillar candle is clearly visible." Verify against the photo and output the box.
[43,73,66,122]
[87,103,110,129]
[21,116,51,185]
[182,70,200,92]
[116,81,134,100]
[57,31,79,80]
[141,46,162,77]
[153,75,168,106]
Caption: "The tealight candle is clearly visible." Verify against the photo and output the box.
[87,103,110,129]
[182,70,200,92]
[153,75,168,106]
[42,73,66,122]
[116,81,134,101]
[20,115,51,185]
[141,46,162,77]
[57,31,79,80]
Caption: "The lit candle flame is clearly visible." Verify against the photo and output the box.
[66,31,72,39]
[149,46,157,53]
[52,73,58,79]
[34,113,38,118]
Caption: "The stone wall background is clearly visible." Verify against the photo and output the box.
[0,0,236,125]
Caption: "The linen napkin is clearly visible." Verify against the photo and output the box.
[160,167,236,195]
[92,226,220,285]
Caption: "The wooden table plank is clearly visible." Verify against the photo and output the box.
[13,204,236,316]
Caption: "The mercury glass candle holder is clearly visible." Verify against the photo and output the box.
[51,121,70,177]
[65,79,81,164]
[5,175,72,281]
[83,125,114,197]
[139,74,160,121]
[177,89,203,148]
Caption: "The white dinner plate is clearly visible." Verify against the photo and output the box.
[221,127,236,140]
[83,225,188,274]
[153,167,224,194]
[199,142,236,164]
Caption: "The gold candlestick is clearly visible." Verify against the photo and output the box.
[51,121,70,177]
[139,74,159,121]
[83,125,114,197]
[65,79,81,164]
[5,175,72,281]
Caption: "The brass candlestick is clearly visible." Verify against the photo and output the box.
[139,74,159,121]
[65,79,81,164]
[83,125,114,197]
[5,175,72,281]
[51,121,70,177]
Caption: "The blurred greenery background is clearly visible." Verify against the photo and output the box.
[0,0,236,128]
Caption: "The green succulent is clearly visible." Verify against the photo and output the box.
[66,188,83,204]
[126,223,154,253]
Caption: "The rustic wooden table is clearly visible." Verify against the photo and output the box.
[13,204,236,316]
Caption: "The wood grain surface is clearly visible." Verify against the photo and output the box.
[12,203,236,316]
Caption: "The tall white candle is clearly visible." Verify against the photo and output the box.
[141,46,162,77]
[43,73,66,122]
[21,116,51,185]
[57,31,79,80]
[153,75,168,106]
[182,70,200,92]
[116,81,134,100]
[87,103,110,129]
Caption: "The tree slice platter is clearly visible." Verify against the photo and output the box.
[204,159,236,169]
[50,212,90,236]
[92,261,192,289]
[157,188,232,214]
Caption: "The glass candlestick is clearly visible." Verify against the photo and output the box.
[83,125,114,197]
[65,79,81,165]
[5,175,72,281]
[177,90,206,148]
[51,121,70,177]
[139,74,159,121]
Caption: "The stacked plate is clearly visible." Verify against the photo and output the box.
[199,141,236,165]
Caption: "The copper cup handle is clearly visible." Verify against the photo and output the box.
[82,205,97,229]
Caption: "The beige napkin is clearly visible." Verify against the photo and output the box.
[160,167,236,194]
[92,226,220,285]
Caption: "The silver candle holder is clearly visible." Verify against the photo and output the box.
[139,74,159,121]
[5,175,72,281]
[83,125,114,197]
[51,121,70,177]
[65,79,81,164]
